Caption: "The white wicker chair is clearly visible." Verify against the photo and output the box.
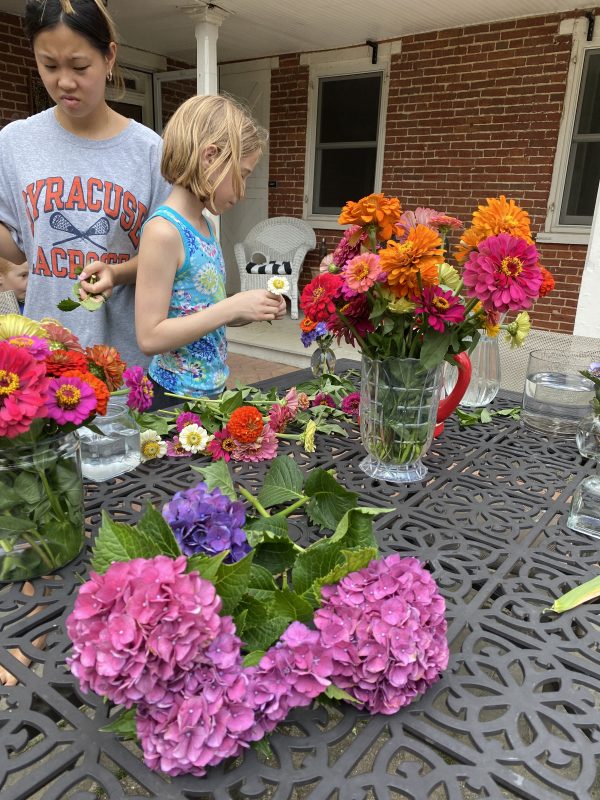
[234,217,316,319]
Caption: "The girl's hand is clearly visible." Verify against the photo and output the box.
[78,261,115,300]
[227,289,286,325]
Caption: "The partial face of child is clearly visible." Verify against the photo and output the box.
[33,23,115,124]
[207,148,262,216]
[0,262,29,302]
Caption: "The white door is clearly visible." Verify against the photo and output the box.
[219,65,271,294]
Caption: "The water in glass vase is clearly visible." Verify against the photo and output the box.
[78,397,141,481]
[522,372,594,435]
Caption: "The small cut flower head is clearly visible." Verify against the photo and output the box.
[178,423,213,454]
[503,311,531,348]
[140,429,167,461]
[267,275,290,295]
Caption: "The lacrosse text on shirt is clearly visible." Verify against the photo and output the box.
[23,176,148,278]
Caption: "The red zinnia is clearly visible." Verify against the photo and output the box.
[227,406,264,443]
[45,349,88,377]
[538,266,555,298]
[300,273,343,322]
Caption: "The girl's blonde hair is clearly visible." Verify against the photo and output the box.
[161,94,268,207]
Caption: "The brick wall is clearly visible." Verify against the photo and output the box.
[0,12,39,126]
[160,59,196,128]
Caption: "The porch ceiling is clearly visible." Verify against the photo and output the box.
[0,0,593,64]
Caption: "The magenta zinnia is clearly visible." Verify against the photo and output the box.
[123,366,154,413]
[0,342,48,437]
[462,233,542,313]
[46,375,97,425]
[414,285,466,333]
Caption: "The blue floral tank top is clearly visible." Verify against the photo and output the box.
[147,206,228,396]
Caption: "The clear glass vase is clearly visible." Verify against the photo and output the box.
[359,355,443,483]
[310,342,336,378]
[576,404,600,459]
[0,432,85,583]
[445,333,501,408]
[78,396,141,481]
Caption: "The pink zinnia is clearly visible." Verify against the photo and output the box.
[166,435,192,458]
[176,411,202,432]
[332,224,369,268]
[206,427,236,462]
[340,392,361,417]
[232,424,279,462]
[46,375,97,425]
[6,335,51,361]
[414,285,466,333]
[0,342,48,437]
[342,252,382,296]
[462,233,542,313]
[312,392,336,408]
[123,366,154,413]
[429,213,463,231]
[396,207,440,240]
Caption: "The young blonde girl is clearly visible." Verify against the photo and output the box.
[135,94,286,400]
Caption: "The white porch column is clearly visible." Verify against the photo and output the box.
[574,181,600,337]
[184,4,230,96]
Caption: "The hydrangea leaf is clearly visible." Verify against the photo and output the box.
[243,649,265,667]
[257,455,305,508]
[245,515,289,542]
[331,507,391,549]
[56,298,81,311]
[91,509,178,574]
[236,594,289,651]
[100,707,138,739]
[191,459,236,500]
[304,470,358,531]
[310,546,378,601]
[135,504,181,557]
[248,563,278,591]
[323,684,361,706]
[252,536,298,575]
[291,539,345,597]
[213,552,254,615]
[186,550,229,582]
[269,588,314,624]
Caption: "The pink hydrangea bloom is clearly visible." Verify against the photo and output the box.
[66,556,227,708]
[45,374,97,425]
[123,366,154,413]
[313,554,449,715]
[414,285,466,333]
[462,233,542,313]
[232,423,279,462]
[342,252,382,296]
[0,341,48,437]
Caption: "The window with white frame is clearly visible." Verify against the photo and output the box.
[302,47,392,228]
[542,17,600,244]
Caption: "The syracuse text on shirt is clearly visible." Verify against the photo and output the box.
[23,176,149,279]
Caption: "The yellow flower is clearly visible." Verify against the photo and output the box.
[504,312,531,348]
[438,263,461,292]
[301,419,317,453]
[387,295,416,315]
[0,314,48,341]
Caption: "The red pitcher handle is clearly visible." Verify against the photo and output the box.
[437,351,472,423]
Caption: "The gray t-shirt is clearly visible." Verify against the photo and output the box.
[0,108,170,368]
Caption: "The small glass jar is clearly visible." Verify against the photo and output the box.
[576,403,600,460]
[78,396,141,481]
[311,339,336,378]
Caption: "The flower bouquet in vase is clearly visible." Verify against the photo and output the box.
[301,194,548,482]
[66,456,449,776]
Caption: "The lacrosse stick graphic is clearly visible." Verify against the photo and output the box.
[50,212,109,251]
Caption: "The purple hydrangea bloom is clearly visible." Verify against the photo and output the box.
[313,554,449,715]
[66,556,227,708]
[162,482,250,563]
[301,327,319,347]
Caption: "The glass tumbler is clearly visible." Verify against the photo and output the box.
[78,396,141,481]
[567,476,600,539]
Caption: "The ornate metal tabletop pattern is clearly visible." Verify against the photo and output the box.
[1,367,599,800]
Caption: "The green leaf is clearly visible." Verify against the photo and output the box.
[304,470,358,531]
[191,459,236,500]
[324,684,361,706]
[253,536,298,575]
[57,297,80,311]
[186,550,229,582]
[213,552,253,615]
[133,411,172,435]
[100,707,138,739]
[330,507,388,549]
[420,330,452,369]
[219,389,245,416]
[245,514,289,543]
[243,649,265,667]
[257,455,305,508]
[248,563,278,591]
[135,504,181,557]
[269,588,315,624]
[311,546,378,600]
[236,594,289,651]
[252,736,275,760]
[291,539,344,596]
[13,471,44,504]
[91,508,179,574]
[480,409,493,423]
[0,516,36,532]
[547,574,600,613]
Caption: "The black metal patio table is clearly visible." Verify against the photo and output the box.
[1,362,599,800]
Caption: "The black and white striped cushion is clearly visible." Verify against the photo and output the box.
[245,260,292,275]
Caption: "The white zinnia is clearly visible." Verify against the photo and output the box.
[178,423,213,454]
[267,275,290,295]
[140,429,167,462]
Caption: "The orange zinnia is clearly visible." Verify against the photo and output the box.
[300,317,318,333]
[85,345,126,391]
[228,406,264,443]
[338,193,402,241]
[378,225,444,298]
[62,369,110,415]
[455,195,533,262]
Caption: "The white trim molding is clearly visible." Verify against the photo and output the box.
[543,15,599,245]
[574,181,600,336]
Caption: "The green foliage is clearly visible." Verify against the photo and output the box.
[456,406,521,428]
[90,455,393,654]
